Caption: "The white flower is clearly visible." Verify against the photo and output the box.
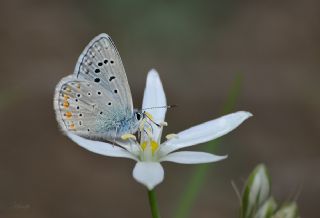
[66,69,252,190]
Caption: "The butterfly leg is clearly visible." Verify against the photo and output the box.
[112,126,118,146]
[143,120,154,137]
[143,111,168,128]
[138,118,147,141]
[121,134,137,140]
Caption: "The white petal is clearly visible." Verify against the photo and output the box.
[160,151,227,164]
[67,133,137,160]
[161,111,252,154]
[142,69,167,141]
[115,139,141,157]
[132,162,164,190]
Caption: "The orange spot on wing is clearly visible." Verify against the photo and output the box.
[70,123,75,129]
[77,84,81,89]
[63,94,70,100]
[65,112,72,118]
[63,101,69,108]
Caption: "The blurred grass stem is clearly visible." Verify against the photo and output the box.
[174,74,243,218]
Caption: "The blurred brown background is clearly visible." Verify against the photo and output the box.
[0,0,319,217]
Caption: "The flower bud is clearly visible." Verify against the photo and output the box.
[272,202,299,218]
[241,164,271,218]
[254,197,277,218]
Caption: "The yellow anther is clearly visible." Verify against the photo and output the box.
[145,112,153,120]
[140,140,159,153]
[121,134,137,141]
[160,121,168,127]
[141,141,147,150]
[166,133,178,140]
[150,140,159,153]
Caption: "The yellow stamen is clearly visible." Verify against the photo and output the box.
[145,112,153,120]
[140,140,159,153]
[160,121,168,127]
[150,140,159,153]
[166,133,178,140]
[121,134,136,141]
[141,141,147,150]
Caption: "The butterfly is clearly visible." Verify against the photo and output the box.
[53,33,143,141]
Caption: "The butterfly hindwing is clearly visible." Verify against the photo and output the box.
[54,75,130,140]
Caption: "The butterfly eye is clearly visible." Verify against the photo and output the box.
[136,113,141,121]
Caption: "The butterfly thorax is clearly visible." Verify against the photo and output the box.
[94,108,140,138]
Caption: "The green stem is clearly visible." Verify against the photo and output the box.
[148,189,161,218]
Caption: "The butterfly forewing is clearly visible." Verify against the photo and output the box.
[74,34,133,114]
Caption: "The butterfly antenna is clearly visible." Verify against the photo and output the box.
[142,105,177,128]
[142,104,177,111]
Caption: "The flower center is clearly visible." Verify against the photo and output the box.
[141,140,159,154]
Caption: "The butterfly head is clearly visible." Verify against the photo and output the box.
[134,111,143,122]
